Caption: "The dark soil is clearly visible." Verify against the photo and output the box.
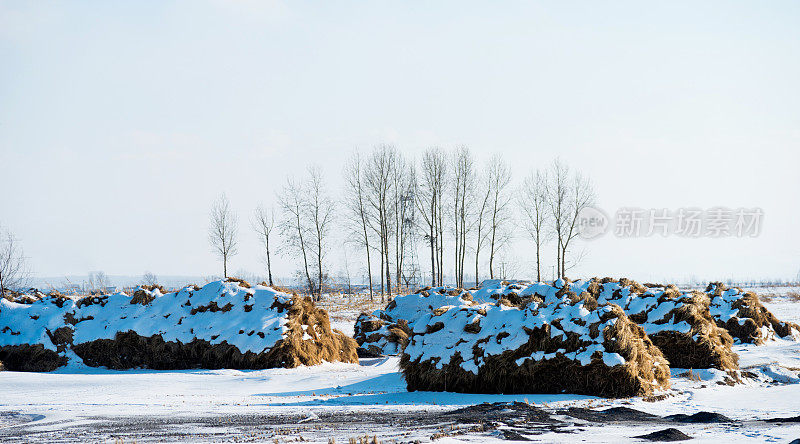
[633,427,692,441]
[766,415,800,423]
[665,411,734,423]
[558,406,660,422]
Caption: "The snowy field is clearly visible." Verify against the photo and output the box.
[1,289,799,443]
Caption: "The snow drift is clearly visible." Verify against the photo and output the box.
[400,289,670,398]
[0,279,358,371]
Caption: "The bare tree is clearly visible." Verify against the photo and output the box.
[365,145,397,301]
[344,151,375,301]
[519,169,549,282]
[496,253,521,281]
[416,148,447,286]
[87,271,109,293]
[0,226,28,297]
[142,271,158,286]
[473,171,492,287]
[450,146,475,288]
[545,159,595,279]
[209,193,239,278]
[252,205,276,286]
[486,155,513,279]
[392,153,415,293]
[278,178,314,294]
[306,165,336,300]
[546,159,569,279]
[339,249,353,295]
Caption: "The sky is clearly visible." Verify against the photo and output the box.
[1,0,799,286]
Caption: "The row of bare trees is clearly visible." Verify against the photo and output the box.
[518,159,595,281]
[340,146,590,299]
[207,147,595,300]
[277,167,335,300]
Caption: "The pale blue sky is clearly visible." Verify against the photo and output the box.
[1,1,798,283]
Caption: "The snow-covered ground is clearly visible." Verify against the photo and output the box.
[1,288,798,443]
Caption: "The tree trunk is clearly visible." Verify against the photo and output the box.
[474,247,480,287]
[384,223,391,299]
[430,197,436,286]
[295,211,313,294]
[364,230,373,302]
[317,241,323,301]
[379,245,385,302]
[266,238,273,286]
[555,239,561,280]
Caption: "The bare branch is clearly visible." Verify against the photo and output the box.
[0,226,29,296]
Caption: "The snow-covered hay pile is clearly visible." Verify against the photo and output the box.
[453,278,738,372]
[579,278,739,372]
[353,287,472,355]
[400,294,670,398]
[706,282,800,344]
[353,313,410,356]
[0,279,358,371]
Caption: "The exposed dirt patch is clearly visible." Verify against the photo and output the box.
[665,411,734,423]
[633,427,692,441]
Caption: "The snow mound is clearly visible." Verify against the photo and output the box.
[400,296,670,397]
[0,279,358,371]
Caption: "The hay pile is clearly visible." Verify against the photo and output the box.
[469,278,737,371]
[381,279,741,372]
[353,286,472,355]
[576,278,739,372]
[353,313,410,356]
[706,283,800,344]
[0,279,357,371]
[400,295,670,398]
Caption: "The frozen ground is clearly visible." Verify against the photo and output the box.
[1,289,798,443]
